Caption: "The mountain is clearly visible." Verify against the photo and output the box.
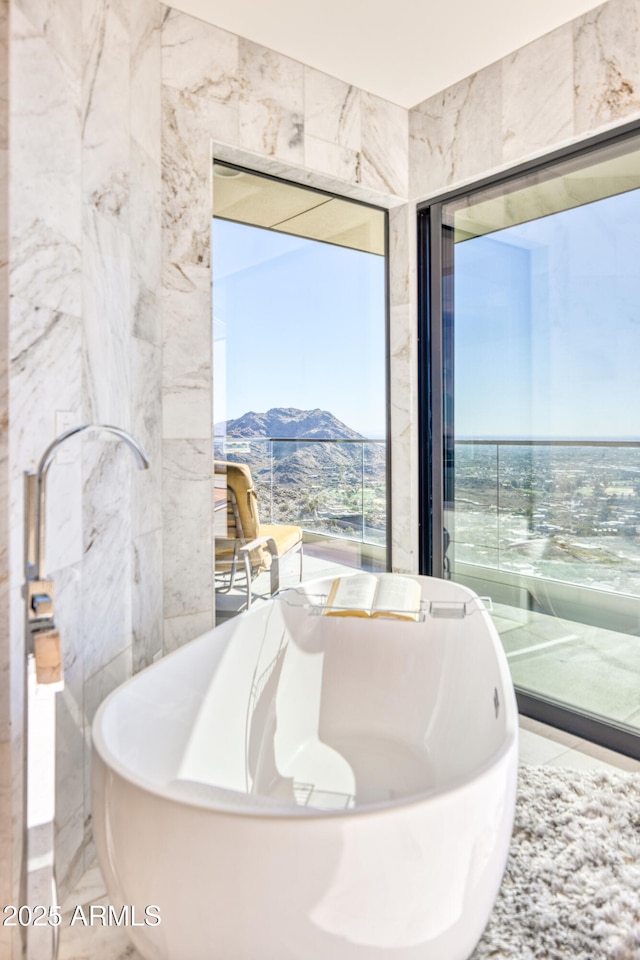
[221,407,365,441]
[215,408,386,533]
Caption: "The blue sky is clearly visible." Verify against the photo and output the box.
[212,219,386,437]
[454,188,640,439]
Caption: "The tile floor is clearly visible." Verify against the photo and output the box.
[56,716,640,960]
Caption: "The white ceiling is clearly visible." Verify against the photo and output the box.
[170,0,602,108]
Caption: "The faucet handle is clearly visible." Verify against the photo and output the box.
[32,592,54,618]
[26,579,55,628]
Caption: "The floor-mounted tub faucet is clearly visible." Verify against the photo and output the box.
[24,424,150,675]
[23,424,149,960]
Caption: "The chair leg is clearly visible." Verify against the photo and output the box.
[298,544,303,583]
[270,555,280,597]
[227,546,239,591]
[243,552,253,609]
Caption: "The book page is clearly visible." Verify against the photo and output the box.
[371,575,422,620]
[324,574,379,616]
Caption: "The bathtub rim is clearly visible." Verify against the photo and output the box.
[92,722,518,824]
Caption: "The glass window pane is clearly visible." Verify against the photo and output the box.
[213,165,388,620]
[440,132,640,741]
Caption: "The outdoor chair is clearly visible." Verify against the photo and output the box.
[214,460,303,609]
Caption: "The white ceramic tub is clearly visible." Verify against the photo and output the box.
[92,575,518,960]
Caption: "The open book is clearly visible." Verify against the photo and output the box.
[323,573,422,621]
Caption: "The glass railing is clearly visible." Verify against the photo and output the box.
[214,437,387,546]
[450,439,640,598]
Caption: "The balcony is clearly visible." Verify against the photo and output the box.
[448,440,640,745]
[214,436,387,571]
[214,437,387,617]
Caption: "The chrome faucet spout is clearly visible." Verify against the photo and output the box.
[36,423,150,481]
[27,424,150,581]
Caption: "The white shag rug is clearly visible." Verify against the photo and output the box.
[472,765,640,960]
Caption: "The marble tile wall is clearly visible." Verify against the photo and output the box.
[160,5,413,651]
[8,0,84,937]
[4,0,162,947]
[5,3,638,954]
[0,1,11,953]
[409,0,640,200]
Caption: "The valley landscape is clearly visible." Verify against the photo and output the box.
[214,407,387,544]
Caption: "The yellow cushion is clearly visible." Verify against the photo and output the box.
[259,523,303,556]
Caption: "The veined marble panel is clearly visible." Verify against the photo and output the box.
[55,800,85,908]
[55,624,85,903]
[409,63,502,200]
[9,4,81,317]
[389,300,418,574]
[131,338,162,536]
[162,6,238,110]
[82,650,121,875]
[82,0,130,228]
[9,299,83,589]
[132,527,163,672]
[81,439,133,682]
[0,67,6,808]
[132,280,160,347]
[162,439,212,620]
[163,609,213,654]
[82,210,131,427]
[388,202,414,308]
[238,39,304,163]
[303,135,361,185]
[130,0,161,164]
[162,515,213,617]
[9,301,82,460]
[304,67,360,152]
[0,741,13,959]
[360,92,408,199]
[573,0,640,133]
[388,208,418,574]
[1,0,8,800]
[52,560,86,888]
[502,25,574,163]
[130,138,161,346]
[0,249,7,752]
[131,1,161,351]
[162,84,224,269]
[14,0,81,76]
[0,0,7,152]
[162,262,212,440]
[45,462,84,576]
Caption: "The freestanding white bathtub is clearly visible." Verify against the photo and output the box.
[92,575,518,960]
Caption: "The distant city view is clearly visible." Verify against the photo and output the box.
[217,411,640,595]
[451,443,640,597]
[449,182,640,602]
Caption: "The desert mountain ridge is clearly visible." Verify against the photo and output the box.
[217,407,366,441]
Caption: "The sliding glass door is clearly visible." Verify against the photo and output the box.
[420,125,640,756]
